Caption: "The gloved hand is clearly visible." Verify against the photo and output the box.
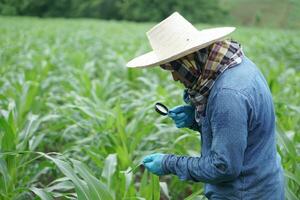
[168,105,195,128]
[142,153,166,176]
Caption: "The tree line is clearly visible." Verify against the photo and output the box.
[0,0,229,23]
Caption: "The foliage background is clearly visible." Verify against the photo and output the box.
[0,0,299,199]
[0,0,300,28]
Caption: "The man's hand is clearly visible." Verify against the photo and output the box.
[142,153,166,176]
[168,105,195,128]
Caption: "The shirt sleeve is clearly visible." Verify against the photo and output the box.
[162,88,250,183]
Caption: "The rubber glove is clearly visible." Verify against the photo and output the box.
[142,153,166,176]
[168,105,195,128]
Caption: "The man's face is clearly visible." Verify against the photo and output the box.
[171,71,191,87]
[160,63,181,81]
[160,63,185,85]
[159,47,209,88]
[159,63,191,87]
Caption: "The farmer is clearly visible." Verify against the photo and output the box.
[126,12,284,199]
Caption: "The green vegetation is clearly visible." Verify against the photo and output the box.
[0,0,227,23]
[0,17,299,199]
[1,0,299,28]
[221,0,300,29]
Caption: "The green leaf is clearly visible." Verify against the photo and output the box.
[139,170,150,198]
[159,182,170,200]
[46,180,74,192]
[277,127,297,159]
[72,159,114,200]
[0,157,10,192]
[184,190,204,200]
[42,154,90,200]
[101,153,117,187]
[0,113,16,151]
[150,174,160,200]
[285,170,300,185]
[30,187,54,200]
[285,185,298,200]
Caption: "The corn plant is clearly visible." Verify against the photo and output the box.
[0,16,299,199]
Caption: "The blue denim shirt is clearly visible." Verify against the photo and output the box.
[162,56,285,199]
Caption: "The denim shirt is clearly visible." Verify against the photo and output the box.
[162,56,285,199]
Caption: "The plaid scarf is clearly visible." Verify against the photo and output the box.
[167,40,244,123]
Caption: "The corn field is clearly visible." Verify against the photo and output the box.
[0,17,299,200]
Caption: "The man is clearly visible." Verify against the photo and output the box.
[126,12,284,199]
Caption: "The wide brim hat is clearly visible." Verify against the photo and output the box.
[126,12,235,68]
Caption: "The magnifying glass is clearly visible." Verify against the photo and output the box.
[155,102,169,116]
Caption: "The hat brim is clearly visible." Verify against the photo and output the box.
[126,27,235,68]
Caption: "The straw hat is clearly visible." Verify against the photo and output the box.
[126,12,235,68]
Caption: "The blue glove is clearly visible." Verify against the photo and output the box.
[142,153,166,176]
[168,105,195,128]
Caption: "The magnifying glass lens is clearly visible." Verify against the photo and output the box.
[155,103,168,116]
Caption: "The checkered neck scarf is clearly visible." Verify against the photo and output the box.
[163,40,244,123]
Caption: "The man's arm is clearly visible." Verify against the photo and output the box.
[162,88,250,183]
